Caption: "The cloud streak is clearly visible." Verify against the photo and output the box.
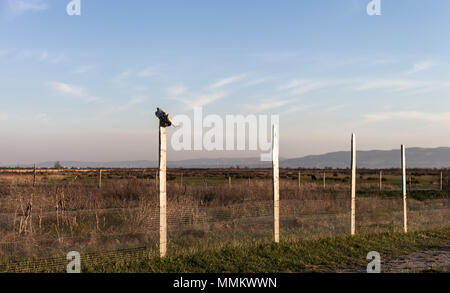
[365,111,450,123]
[279,79,321,96]
[174,92,227,110]
[48,81,101,104]
[210,74,248,89]
[407,61,433,74]
[7,0,48,16]
[244,99,294,112]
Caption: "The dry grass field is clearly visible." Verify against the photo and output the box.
[0,168,448,272]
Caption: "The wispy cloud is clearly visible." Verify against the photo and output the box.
[74,65,95,74]
[243,99,294,112]
[279,79,321,96]
[282,104,316,114]
[48,81,101,104]
[174,92,227,110]
[245,76,275,87]
[210,74,248,89]
[7,0,48,16]
[355,79,449,93]
[365,111,450,123]
[407,61,433,74]
[137,67,157,78]
[101,96,148,114]
[167,84,187,96]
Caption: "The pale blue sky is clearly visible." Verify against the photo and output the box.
[1,0,450,164]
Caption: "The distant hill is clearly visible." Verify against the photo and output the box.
[2,147,450,169]
[282,147,450,169]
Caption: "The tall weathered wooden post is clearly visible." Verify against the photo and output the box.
[155,108,174,257]
[33,163,37,187]
[298,171,301,189]
[350,133,356,236]
[440,171,443,191]
[272,124,280,243]
[401,145,408,233]
[323,172,326,189]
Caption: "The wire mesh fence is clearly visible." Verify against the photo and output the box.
[0,169,448,272]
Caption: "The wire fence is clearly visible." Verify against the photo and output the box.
[0,170,448,272]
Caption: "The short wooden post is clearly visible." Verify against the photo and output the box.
[272,124,280,243]
[440,171,443,191]
[98,169,102,188]
[228,176,231,187]
[298,171,301,189]
[33,163,37,187]
[401,145,408,233]
[323,171,326,189]
[379,170,382,191]
[350,133,356,236]
[447,174,450,221]
[155,169,158,190]
[159,126,167,257]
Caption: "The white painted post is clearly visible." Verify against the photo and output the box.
[159,126,167,257]
[272,124,280,243]
[351,133,356,236]
[401,145,408,233]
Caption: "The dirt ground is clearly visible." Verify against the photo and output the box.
[340,246,450,273]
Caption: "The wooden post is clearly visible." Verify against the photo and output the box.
[272,124,280,243]
[298,171,301,189]
[440,171,443,191]
[98,169,102,188]
[155,169,158,190]
[380,170,383,190]
[33,163,37,187]
[410,176,413,192]
[228,176,231,187]
[159,126,167,257]
[350,133,356,236]
[180,172,183,187]
[323,172,326,189]
[401,145,408,233]
[448,174,450,221]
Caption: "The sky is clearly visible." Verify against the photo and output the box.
[1,0,450,164]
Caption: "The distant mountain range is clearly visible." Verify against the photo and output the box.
[2,147,450,169]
